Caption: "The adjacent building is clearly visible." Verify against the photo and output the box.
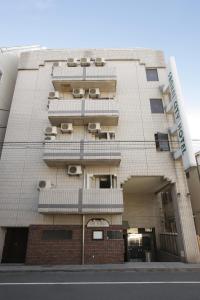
[0,48,199,264]
[187,151,200,235]
[0,45,43,156]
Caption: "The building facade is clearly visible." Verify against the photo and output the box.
[0,48,199,264]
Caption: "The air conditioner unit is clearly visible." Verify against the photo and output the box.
[61,123,73,133]
[80,57,91,66]
[37,180,52,191]
[72,88,85,98]
[45,126,57,136]
[48,91,59,99]
[89,88,100,99]
[67,58,78,67]
[88,123,101,133]
[44,136,56,142]
[68,165,82,176]
[95,57,106,66]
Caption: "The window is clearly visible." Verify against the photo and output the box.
[88,174,117,189]
[146,68,159,81]
[95,132,115,140]
[100,175,111,189]
[42,230,72,240]
[150,99,164,113]
[155,133,170,151]
[107,231,123,240]
[186,171,190,179]
[92,230,103,240]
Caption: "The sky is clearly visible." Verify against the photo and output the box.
[0,0,200,151]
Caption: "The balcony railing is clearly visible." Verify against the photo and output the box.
[38,188,123,214]
[43,141,121,166]
[48,99,119,126]
[52,66,117,92]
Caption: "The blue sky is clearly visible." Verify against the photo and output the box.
[0,0,200,149]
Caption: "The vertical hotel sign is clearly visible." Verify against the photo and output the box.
[168,57,195,170]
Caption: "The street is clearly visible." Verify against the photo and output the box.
[0,270,200,300]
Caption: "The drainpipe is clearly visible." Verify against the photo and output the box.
[82,214,85,264]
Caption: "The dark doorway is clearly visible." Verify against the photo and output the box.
[125,228,156,262]
[1,228,28,263]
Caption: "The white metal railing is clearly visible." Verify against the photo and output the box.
[43,141,121,164]
[38,188,123,214]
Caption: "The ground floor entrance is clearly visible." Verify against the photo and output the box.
[124,228,156,262]
[1,228,28,263]
[122,176,184,262]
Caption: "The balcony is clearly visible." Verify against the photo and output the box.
[52,66,117,92]
[48,99,119,126]
[43,141,121,166]
[38,188,123,214]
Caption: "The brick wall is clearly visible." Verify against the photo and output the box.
[26,224,124,265]
[26,225,82,265]
[84,225,124,264]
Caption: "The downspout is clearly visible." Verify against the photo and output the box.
[82,214,85,265]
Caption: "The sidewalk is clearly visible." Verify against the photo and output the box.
[1,262,200,272]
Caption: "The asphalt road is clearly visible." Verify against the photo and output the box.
[1,270,200,300]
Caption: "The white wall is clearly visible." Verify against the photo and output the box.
[0,53,18,152]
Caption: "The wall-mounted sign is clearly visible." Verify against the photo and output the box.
[87,218,109,228]
[92,230,103,240]
[168,57,195,170]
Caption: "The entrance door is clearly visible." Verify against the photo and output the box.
[126,228,156,262]
[1,228,28,263]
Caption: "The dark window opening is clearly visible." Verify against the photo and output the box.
[107,231,123,240]
[155,132,170,151]
[98,132,108,140]
[42,229,72,240]
[150,99,164,113]
[186,171,190,179]
[99,175,111,189]
[146,68,159,81]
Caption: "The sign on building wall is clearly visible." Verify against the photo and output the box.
[168,57,195,170]
[87,219,109,228]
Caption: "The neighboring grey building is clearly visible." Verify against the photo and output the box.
[187,152,200,235]
[0,48,199,264]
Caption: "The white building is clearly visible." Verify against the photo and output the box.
[0,48,199,264]
[0,45,43,156]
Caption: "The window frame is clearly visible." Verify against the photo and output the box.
[92,230,104,240]
[150,98,164,114]
[146,68,159,81]
[154,132,170,151]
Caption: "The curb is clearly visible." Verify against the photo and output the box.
[1,267,200,273]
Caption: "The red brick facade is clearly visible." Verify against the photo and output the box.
[26,224,124,265]
[26,225,82,265]
[85,226,124,264]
